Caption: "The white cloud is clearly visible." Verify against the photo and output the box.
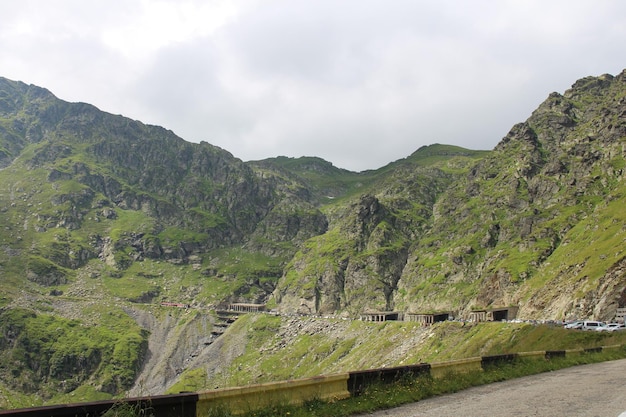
[1,0,625,171]
[100,0,243,59]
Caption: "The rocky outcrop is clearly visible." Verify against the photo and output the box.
[125,307,208,396]
[271,69,626,320]
[397,70,626,318]
[0,77,323,281]
[271,145,480,316]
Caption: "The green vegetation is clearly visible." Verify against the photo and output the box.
[101,401,156,417]
[210,248,283,281]
[1,71,626,407]
[166,368,208,395]
[167,314,626,396]
[194,346,626,417]
[241,348,626,417]
[0,307,147,409]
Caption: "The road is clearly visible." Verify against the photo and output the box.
[357,358,626,417]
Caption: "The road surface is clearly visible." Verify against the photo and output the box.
[357,358,626,417]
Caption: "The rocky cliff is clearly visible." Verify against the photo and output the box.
[395,72,626,320]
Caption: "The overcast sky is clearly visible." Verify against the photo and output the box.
[1,1,624,171]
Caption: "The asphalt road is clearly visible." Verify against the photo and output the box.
[357,358,626,417]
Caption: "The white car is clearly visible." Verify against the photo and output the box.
[580,320,605,331]
[597,323,626,332]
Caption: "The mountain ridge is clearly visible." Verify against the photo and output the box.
[0,69,624,406]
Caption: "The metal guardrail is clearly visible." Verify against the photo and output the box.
[0,345,622,417]
[0,392,199,417]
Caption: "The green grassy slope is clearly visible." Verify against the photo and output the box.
[167,313,626,394]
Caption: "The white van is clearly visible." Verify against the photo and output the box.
[580,320,605,331]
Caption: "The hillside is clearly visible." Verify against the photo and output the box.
[273,71,626,320]
[397,72,626,320]
[167,313,626,394]
[0,69,624,407]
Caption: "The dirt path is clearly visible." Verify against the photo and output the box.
[358,358,626,417]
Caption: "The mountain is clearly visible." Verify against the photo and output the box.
[275,71,626,320]
[0,69,624,407]
[396,72,626,319]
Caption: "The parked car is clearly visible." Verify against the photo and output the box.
[580,320,605,331]
[564,321,583,329]
[597,323,626,332]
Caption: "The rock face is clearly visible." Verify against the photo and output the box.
[394,71,626,319]
[0,77,323,271]
[273,70,626,320]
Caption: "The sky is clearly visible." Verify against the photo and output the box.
[1,1,625,172]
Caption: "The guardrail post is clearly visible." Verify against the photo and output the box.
[481,353,518,368]
[347,364,430,396]
[545,350,566,359]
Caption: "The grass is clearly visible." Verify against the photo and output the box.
[179,316,626,396]
[517,185,626,305]
[205,346,626,417]
[0,307,148,408]
[101,401,155,417]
